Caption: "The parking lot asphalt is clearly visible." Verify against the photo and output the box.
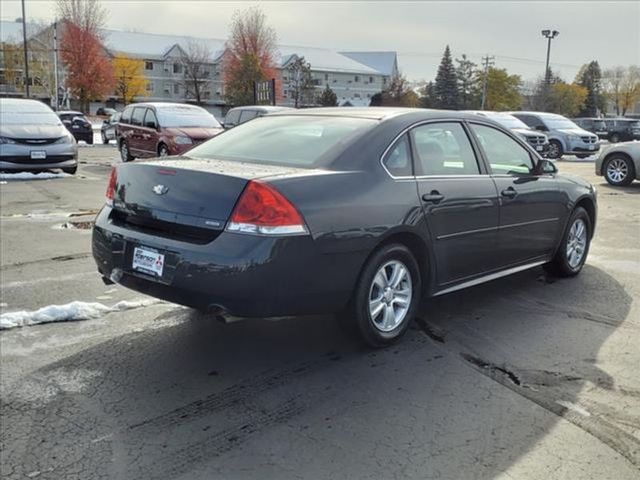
[1,146,639,479]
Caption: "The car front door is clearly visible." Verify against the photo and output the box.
[468,122,566,267]
[410,121,501,287]
[141,108,160,156]
[128,107,147,156]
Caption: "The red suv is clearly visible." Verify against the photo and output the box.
[117,103,223,162]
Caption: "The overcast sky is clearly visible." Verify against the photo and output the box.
[2,1,639,82]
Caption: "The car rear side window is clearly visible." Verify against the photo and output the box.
[131,107,146,126]
[383,134,412,177]
[470,124,534,175]
[411,122,480,176]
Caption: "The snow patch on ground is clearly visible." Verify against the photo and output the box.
[0,172,71,181]
[0,298,161,330]
[556,400,591,417]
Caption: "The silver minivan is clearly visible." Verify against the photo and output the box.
[0,99,78,174]
[510,111,599,160]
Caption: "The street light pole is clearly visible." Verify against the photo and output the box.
[541,29,559,84]
[21,0,30,98]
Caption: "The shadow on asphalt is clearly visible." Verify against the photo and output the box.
[3,265,634,479]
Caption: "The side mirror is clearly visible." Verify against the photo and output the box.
[538,159,558,174]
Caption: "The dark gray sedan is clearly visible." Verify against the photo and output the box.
[92,108,597,347]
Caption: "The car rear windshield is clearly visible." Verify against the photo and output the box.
[156,107,221,128]
[1,111,62,125]
[187,115,377,167]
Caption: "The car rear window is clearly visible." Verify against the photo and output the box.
[188,115,377,167]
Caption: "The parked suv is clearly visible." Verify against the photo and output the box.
[101,111,121,144]
[465,111,550,156]
[510,111,599,159]
[223,105,292,129]
[117,103,223,162]
[58,110,93,144]
[603,118,640,143]
[572,118,609,140]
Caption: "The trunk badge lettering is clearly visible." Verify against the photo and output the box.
[152,184,169,195]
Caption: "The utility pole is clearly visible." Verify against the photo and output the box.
[21,0,30,98]
[53,21,59,110]
[480,54,494,110]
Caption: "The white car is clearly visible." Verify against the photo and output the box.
[0,99,78,174]
[596,141,640,186]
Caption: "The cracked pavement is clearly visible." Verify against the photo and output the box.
[1,148,639,479]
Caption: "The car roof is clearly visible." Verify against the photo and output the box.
[0,98,53,113]
[57,110,84,115]
[269,107,483,122]
[127,102,207,111]
[229,105,293,112]
[511,111,568,120]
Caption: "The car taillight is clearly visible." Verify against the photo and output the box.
[106,167,117,206]
[226,180,308,235]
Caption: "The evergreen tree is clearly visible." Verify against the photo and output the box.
[576,61,606,116]
[455,54,477,109]
[434,45,459,109]
[420,81,437,108]
[318,84,338,106]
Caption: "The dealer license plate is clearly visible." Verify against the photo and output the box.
[132,246,165,277]
[30,151,47,160]
[535,145,543,151]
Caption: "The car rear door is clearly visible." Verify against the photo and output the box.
[468,122,566,267]
[409,121,501,286]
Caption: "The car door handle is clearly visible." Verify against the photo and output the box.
[422,191,445,204]
[501,187,518,198]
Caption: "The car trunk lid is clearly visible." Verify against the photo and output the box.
[110,157,319,242]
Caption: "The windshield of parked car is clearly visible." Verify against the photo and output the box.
[188,115,377,167]
[156,107,221,128]
[544,117,580,130]
[490,114,530,130]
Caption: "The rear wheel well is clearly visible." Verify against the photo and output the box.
[575,198,596,237]
[366,232,431,294]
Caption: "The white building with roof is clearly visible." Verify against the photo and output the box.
[0,20,398,113]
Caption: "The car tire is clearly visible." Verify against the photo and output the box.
[545,207,591,277]
[120,141,134,162]
[603,155,635,186]
[547,140,563,160]
[62,166,77,175]
[158,143,169,157]
[610,133,620,144]
[86,135,94,145]
[345,243,421,348]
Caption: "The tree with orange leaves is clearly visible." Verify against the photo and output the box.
[59,22,114,112]
[223,6,280,106]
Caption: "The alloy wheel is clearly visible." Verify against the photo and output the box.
[368,260,412,332]
[606,158,628,184]
[566,218,587,269]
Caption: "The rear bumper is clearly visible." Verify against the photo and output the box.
[92,207,363,317]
